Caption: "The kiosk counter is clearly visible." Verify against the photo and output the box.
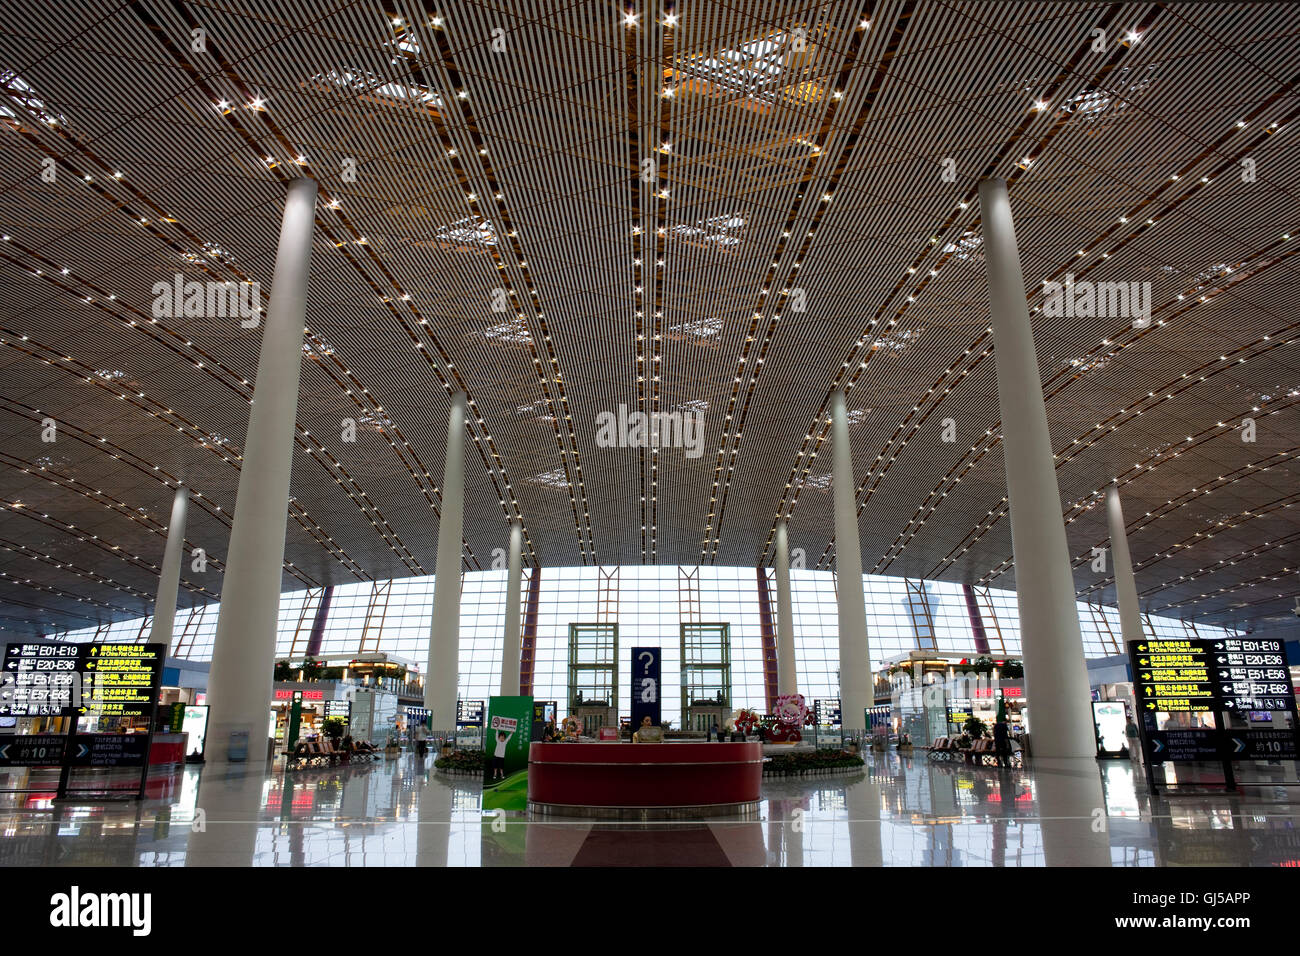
[527,741,762,817]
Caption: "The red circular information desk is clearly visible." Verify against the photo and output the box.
[527,741,762,817]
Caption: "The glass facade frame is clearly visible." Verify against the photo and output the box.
[51,566,1240,729]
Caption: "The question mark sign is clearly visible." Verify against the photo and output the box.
[639,651,653,674]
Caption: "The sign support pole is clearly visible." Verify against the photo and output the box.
[55,716,76,801]
[137,703,157,800]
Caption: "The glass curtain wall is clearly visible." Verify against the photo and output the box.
[49,566,1240,728]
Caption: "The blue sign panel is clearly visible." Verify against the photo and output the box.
[630,646,662,732]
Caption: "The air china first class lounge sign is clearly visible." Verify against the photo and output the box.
[1128,638,1298,763]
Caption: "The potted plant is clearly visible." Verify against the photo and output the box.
[322,717,345,741]
[300,657,323,681]
[273,660,293,681]
[963,716,988,740]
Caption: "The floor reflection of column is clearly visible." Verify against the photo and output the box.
[283,775,305,867]
[415,771,454,866]
[1034,758,1113,867]
[993,772,1018,867]
[185,763,267,866]
[766,797,804,867]
[341,767,371,819]
[845,775,882,867]
[928,764,958,817]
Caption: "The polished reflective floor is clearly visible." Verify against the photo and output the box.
[1,753,1297,866]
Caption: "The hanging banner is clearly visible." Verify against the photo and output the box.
[630,646,661,733]
[482,695,533,812]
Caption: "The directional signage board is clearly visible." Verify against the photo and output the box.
[69,733,151,768]
[81,643,164,718]
[1144,729,1221,763]
[324,700,351,728]
[0,734,67,767]
[2,641,164,720]
[456,699,484,727]
[815,698,842,726]
[1226,729,1298,761]
[1129,638,1298,765]
[1211,638,1293,712]
[1130,639,1218,713]
[1,642,82,716]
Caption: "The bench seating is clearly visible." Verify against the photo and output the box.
[284,738,379,769]
[925,736,1022,767]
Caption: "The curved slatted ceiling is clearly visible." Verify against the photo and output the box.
[0,0,1296,638]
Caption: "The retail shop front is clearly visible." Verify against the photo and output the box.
[879,652,1030,749]
[269,682,397,752]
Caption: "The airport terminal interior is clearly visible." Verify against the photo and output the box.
[0,0,1298,871]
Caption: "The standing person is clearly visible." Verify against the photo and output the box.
[993,717,1011,768]
[491,730,513,781]
[1125,716,1142,766]
[709,720,720,742]
[414,721,427,758]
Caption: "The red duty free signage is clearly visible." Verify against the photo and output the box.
[274,689,324,701]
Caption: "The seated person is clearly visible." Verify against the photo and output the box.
[631,715,663,743]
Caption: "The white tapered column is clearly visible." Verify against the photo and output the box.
[426,391,466,728]
[149,484,189,653]
[774,518,798,695]
[205,178,317,760]
[499,520,523,696]
[978,177,1093,760]
[1106,486,1145,645]
[830,390,870,728]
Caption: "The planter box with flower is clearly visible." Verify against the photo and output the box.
[763,748,865,776]
[434,749,486,774]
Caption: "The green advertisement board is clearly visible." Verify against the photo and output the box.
[482,695,533,812]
